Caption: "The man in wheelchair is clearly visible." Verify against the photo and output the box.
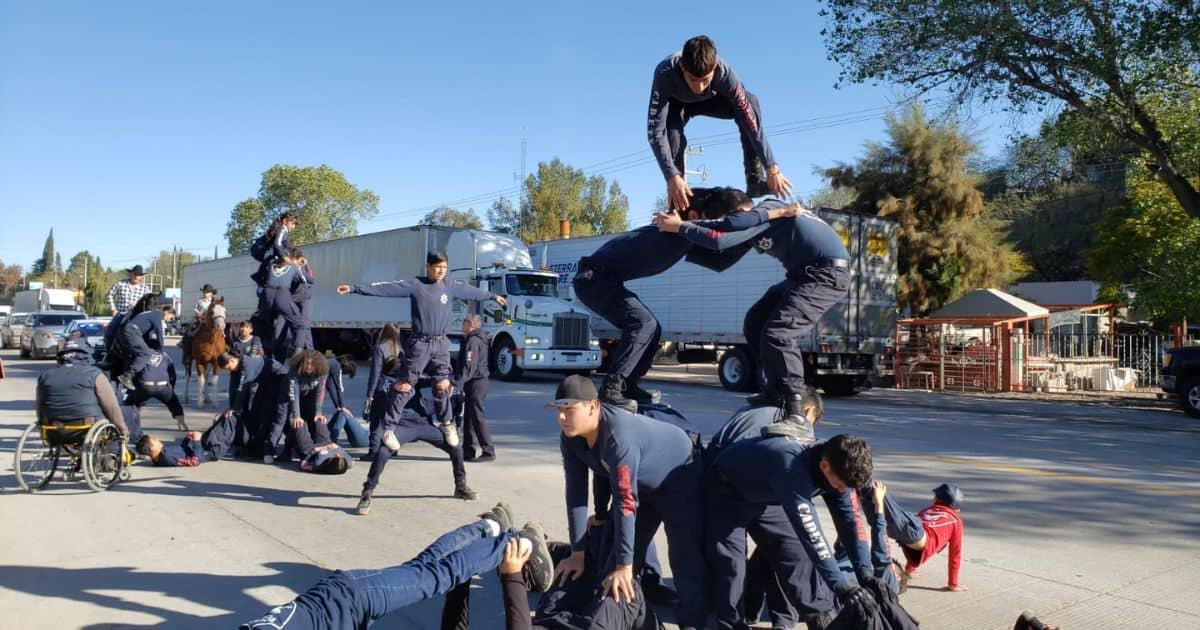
[36,339,129,445]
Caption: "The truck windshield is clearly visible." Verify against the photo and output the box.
[505,274,558,298]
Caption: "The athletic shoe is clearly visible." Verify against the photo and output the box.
[263,453,274,465]
[624,380,661,405]
[519,521,555,592]
[600,375,637,412]
[746,388,782,407]
[116,373,135,391]
[382,430,401,453]
[356,492,372,516]
[473,453,496,463]
[454,482,478,500]
[463,450,478,462]
[359,451,376,462]
[479,501,514,531]
[440,422,460,448]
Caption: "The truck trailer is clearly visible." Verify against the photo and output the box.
[530,208,899,395]
[12,288,79,313]
[180,225,602,380]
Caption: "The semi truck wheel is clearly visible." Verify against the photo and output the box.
[490,336,524,381]
[718,346,757,392]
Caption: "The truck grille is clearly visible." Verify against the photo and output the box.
[553,312,590,349]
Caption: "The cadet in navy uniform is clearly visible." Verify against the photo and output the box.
[217,351,271,448]
[227,320,263,405]
[657,197,850,424]
[286,247,316,352]
[706,433,879,630]
[121,349,188,431]
[648,35,793,208]
[323,353,368,447]
[336,251,506,449]
[249,213,295,287]
[574,188,800,410]
[706,394,839,630]
[355,384,477,516]
[361,323,405,460]
[115,304,176,392]
[259,251,312,361]
[455,314,494,462]
[550,375,708,630]
[36,339,128,437]
[266,348,328,464]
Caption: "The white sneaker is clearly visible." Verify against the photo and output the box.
[382,430,401,453]
[263,453,274,465]
[441,422,460,448]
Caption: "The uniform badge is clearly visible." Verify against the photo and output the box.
[756,236,774,252]
[440,294,448,304]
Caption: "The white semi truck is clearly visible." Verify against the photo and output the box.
[530,208,899,395]
[180,225,602,380]
[13,288,79,313]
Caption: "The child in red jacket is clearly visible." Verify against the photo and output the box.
[873,481,966,592]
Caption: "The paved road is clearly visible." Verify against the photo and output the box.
[1,345,1197,629]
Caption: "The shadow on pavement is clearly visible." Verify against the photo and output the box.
[0,561,325,627]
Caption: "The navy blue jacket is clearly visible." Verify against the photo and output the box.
[263,264,306,292]
[709,405,789,452]
[679,200,850,272]
[560,404,696,566]
[351,278,496,336]
[711,437,872,589]
[581,209,771,283]
[231,335,263,358]
[367,338,404,395]
[647,52,774,180]
[287,368,327,419]
[125,310,166,350]
[325,356,346,410]
[155,437,205,467]
[140,352,177,386]
[455,330,490,385]
[232,354,267,413]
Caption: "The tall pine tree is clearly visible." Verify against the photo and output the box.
[31,229,54,276]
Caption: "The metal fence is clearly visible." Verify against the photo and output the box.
[897,325,1169,393]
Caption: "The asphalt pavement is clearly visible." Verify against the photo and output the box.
[1,344,1197,629]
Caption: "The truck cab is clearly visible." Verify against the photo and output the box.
[460,266,601,380]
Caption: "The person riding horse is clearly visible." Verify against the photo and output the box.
[181,284,217,348]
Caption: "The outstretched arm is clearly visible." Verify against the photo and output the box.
[343,279,417,298]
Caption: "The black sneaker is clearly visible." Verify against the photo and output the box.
[600,375,637,412]
[474,453,496,463]
[463,450,479,462]
[519,521,554,592]
[355,492,372,516]
[624,380,661,405]
[479,501,514,531]
[746,388,782,407]
[116,372,136,391]
[641,580,679,606]
[454,482,478,501]
[359,451,376,462]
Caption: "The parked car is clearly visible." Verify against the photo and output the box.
[60,317,113,362]
[3,312,29,349]
[0,314,8,348]
[1161,345,1200,418]
[20,311,87,359]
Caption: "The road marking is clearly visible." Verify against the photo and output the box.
[879,449,1200,498]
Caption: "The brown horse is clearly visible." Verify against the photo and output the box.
[185,297,227,407]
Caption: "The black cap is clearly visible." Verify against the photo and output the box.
[933,483,963,509]
[201,284,216,293]
[126,265,145,275]
[545,374,598,409]
[58,338,94,364]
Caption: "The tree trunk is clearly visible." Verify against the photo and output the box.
[1151,158,1200,220]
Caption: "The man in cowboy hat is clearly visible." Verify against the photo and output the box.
[106,265,150,316]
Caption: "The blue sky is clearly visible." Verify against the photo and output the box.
[0,1,1020,274]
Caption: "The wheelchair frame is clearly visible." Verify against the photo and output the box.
[13,419,129,492]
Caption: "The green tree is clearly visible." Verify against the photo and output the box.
[516,158,630,242]
[807,184,857,210]
[225,164,380,255]
[31,228,54,276]
[487,197,520,233]
[1089,164,1200,324]
[0,259,23,302]
[825,105,1024,315]
[819,0,1200,218]
[421,205,484,229]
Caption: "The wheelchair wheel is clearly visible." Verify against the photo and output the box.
[14,421,59,493]
[82,421,127,492]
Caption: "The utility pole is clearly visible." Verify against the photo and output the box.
[172,246,178,288]
[83,256,88,288]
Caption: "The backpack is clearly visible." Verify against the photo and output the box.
[249,231,273,262]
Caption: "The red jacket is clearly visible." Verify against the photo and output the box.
[902,503,964,587]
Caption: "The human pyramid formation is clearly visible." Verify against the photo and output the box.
[32,35,1061,630]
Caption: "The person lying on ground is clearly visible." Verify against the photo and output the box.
[240,503,554,630]
[870,481,966,592]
